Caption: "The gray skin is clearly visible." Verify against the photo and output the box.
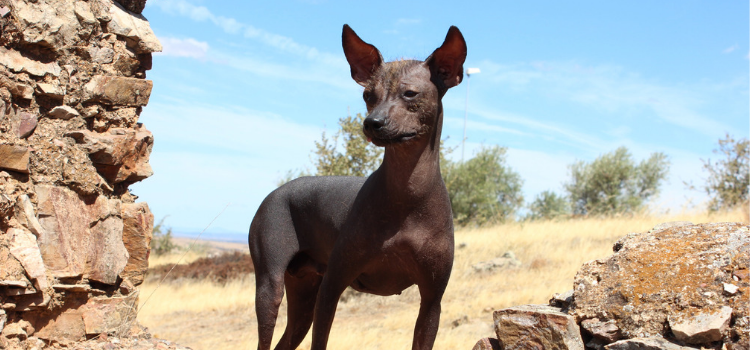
[249,24,467,350]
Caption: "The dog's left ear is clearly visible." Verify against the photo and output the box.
[425,26,467,90]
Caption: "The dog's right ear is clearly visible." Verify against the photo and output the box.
[342,24,383,87]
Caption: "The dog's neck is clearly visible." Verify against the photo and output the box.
[375,106,444,203]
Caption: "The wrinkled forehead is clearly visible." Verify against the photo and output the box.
[367,60,430,92]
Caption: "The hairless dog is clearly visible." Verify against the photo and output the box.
[249,24,466,350]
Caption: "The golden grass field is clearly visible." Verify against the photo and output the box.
[137,209,747,350]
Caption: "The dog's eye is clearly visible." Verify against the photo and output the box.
[404,90,418,98]
[363,91,373,102]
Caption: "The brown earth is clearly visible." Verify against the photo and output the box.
[145,251,254,285]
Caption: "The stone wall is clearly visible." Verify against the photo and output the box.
[473,222,749,350]
[0,0,158,346]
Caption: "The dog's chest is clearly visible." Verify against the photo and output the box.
[350,248,418,296]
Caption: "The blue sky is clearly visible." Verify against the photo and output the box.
[130,0,749,239]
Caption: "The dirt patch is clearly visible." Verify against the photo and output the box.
[146,251,254,285]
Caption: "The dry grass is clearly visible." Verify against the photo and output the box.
[136,209,746,350]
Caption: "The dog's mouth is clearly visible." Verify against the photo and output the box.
[368,132,418,145]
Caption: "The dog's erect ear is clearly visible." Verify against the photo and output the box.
[425,26,467,90]
[342,24,383,87]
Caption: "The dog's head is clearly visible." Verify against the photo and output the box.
[342,25,467,147]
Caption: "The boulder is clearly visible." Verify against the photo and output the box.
[571,222,749,347]
[472,337,501,350]
[66,125,154,184]
[34,185,129,285]
[0,47,62,77]
[0,144,30,173]
[604,337,694,350]
[11,0,79,49]
[494,304,584,350]
[48,106,80,120]
[108,2,162,53]
[80,293,139,335]
[7,227,49,292]
[17,111,38,138]
[669,306,733,344]
[83,75,153,106]
[120,202,154,286]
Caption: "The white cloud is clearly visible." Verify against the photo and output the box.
[150,0,344,66]
[723,44,738,54]
[156,37,209,59]
[476,60,733,138]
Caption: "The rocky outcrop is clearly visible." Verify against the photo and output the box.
[0,0,158,345]
[473,222,749,350]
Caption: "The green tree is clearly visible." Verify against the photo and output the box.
[442,146,524,226]
[565,147,669,216]
[313,113,383,177]
[700,134,749,211]
[150,217,176,256]
[526,190,570,221]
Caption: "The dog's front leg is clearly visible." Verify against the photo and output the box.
[309,253,361,350]
[412,282,448,350]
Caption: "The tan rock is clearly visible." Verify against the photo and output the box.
[48,106,80,120]
[120,202,154,286]
[66,125,154,184]
[0,47,62,77]
[83,75,153,106]
[35,185,129,284]
[8,227,49,292]
[108,1,162,53]
[0,144,30,173]
[494,304,584,350]
[36,83,65,99]
[31,310,86,342]
[581,318,622,343]
[12,0,79,49]
[604,337,693,350]
[669,306,733,344]
[571,223,750,342]
[472,338,501,350]
[80,293,138,335]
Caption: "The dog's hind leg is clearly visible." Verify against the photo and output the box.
[274,267,322,350]
[249,200,299,350]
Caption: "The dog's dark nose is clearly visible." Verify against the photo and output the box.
[363,115,385,132]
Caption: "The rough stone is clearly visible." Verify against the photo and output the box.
[7,81,34,100]
[108,2,162,53]
[83,75,153,106]
[12,0,79,49]
[8,228,49,292]
[17,111,38,139]
[36,82,65,99]
[120,202,154,286]
[0,6,9,18]
[66,126,154,184]
[473,251,521,273]
[114,0,148,14]
[549,289,575,309]
[604,337,694,350]
[472,337,501,350]
[74,1,97,26]
[35,185,129,284]
[0,47,62,77]
[494,304,584,350]
[32,310,86,342]
[0,144,30,173]
[669,306,733,344]
[0,309,5,331]
[80,293,139,335]
[581,318,622,343]
[90,46,116,64]
[571,223,750,344]
[48,105,80,120]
